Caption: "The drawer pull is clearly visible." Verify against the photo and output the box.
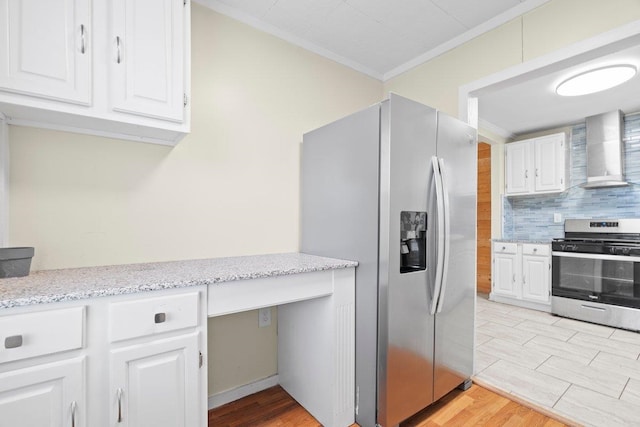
[154,313,166,324]
[71,401,77,427]
[116,36,122,64]
[4,335,23,349]
[80,24,86,54]
[502,246,506,250]
[117,388,124,422]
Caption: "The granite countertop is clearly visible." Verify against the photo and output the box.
[493,239,552,244]
[0,253,358,310]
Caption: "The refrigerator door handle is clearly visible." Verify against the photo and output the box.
[430,156,445,315]
[436,157,451,313]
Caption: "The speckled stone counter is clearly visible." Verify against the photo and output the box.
[0,253,357,309]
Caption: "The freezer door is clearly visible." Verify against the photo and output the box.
[433,112,477,401]
[377,94,437,427]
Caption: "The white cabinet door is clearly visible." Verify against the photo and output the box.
[0,357,85,427]
[110,332,200,427]
[492,253,518,298]
[505,141,531,195]
[534,134,565,193]
[111,0,185,122]
[0,0,91,104]
[522,255,550,303]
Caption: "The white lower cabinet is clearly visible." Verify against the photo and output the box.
[491,242,551,311]
[110,332,200,427]
[0,357,85,427]
[0,286,207,427]
[492,243,518,299]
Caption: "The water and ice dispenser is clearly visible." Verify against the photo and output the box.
[400,211,427,273]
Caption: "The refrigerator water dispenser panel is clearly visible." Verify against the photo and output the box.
[400,211,427,273]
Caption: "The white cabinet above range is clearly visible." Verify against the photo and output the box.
[0,0,190,146]
[505,132,568,196]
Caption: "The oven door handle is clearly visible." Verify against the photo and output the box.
[552,251,640,262]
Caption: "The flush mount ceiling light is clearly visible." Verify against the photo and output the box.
[556,64,637,96]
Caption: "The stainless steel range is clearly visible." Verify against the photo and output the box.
[552,218,640,331]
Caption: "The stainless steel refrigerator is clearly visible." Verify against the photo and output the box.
[301,94,476,427]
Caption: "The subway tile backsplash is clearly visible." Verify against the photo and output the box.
[503,113,640,240]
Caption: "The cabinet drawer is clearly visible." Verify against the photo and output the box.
[522,244,549,256]
[493,242,517,254]
[109,292,199,342]
[0,306,85,364]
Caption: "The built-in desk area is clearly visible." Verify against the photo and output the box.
[0,253,356,427]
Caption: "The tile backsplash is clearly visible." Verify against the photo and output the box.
[503,113,640,240]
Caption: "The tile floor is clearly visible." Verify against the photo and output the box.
[475,295,640,427]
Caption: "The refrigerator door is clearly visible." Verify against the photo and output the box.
[377,94,438,427]
[433,112,477,401]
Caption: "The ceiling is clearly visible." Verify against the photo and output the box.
[196,0,550,80]
[196,0,640,138]
[475,37,640,137]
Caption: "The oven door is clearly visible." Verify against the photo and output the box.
[552,252,640,309]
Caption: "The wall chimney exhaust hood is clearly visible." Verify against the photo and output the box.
[582,110,627,189]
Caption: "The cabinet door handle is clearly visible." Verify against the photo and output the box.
[71,401,77,427]
[4,335,23,349]
[525,170,528,179]
[523,275,526,284]
[535,168,539,177]
[512,274,516,283]
[116,388,124,423]
[116,36,122,64]
[154,312,166,323]
[80,25,86,54]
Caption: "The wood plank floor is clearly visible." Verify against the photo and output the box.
[208,384,570,426]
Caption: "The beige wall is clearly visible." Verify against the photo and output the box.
[8,4,382,396]
[208,308,277,394]
[385,0,640,238]
[385,0,640,116]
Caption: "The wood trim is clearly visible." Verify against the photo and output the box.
[477,142,491,293]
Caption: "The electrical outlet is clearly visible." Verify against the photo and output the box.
[554,213,562,223]
[259,307,271,327]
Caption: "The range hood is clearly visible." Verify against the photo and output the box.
[582,110,628,189]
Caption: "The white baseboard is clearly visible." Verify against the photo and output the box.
[489,293,551,312]
[208,375,280,410]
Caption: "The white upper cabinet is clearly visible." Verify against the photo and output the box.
[505,132,567,196]
[111,0,185,122]
[0,0,190,145]
[534,133,566,193]
[505,140,531,195]
[0,0,91,104]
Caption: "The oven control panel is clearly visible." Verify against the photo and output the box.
[590,221,619,228]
